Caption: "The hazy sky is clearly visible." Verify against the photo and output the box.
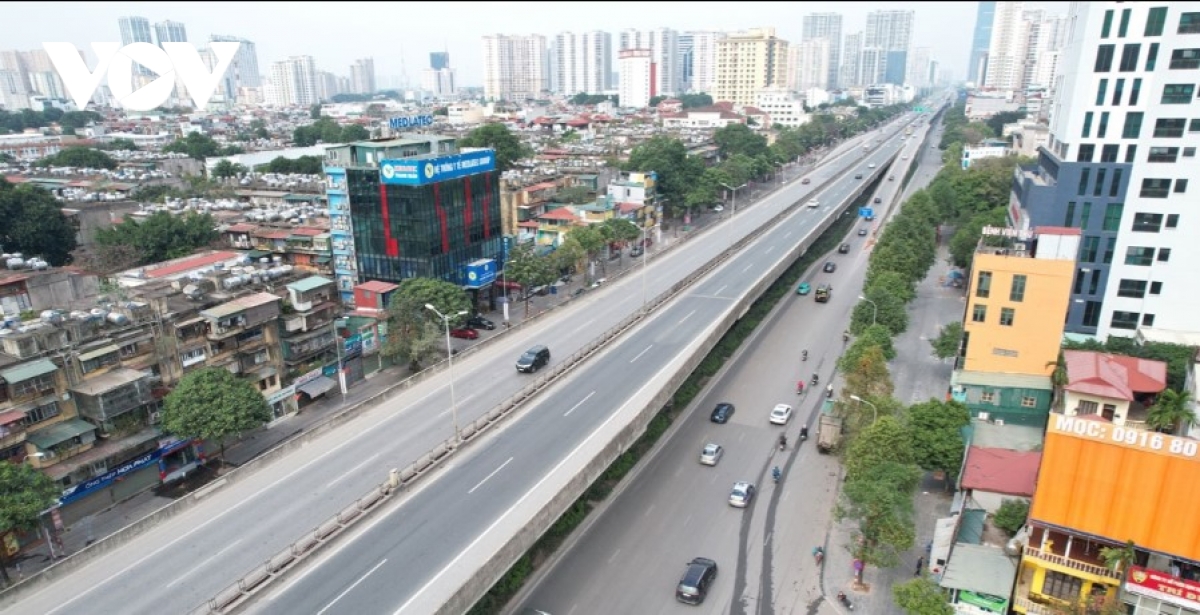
[8,1,1069,88]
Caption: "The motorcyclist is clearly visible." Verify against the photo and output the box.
[811,373,819,386]
[800,426,809,440]
[797,380,805,394]
[772,466,782,482]
[843,330,851,343]
[779,433,788,449]
[802,349,808,361]
[826,383,835,398]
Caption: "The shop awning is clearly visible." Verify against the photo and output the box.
[27,418,96,449]
[297,376,336,398]
[78,344,120,362]
[0,358,59,383]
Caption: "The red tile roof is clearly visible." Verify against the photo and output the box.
[291,227,324,236]
[566,118,590,127]
[742,106,764,115]
[225,223,256,233]
[960,447,1042,496]
[518,220,540,228]
[618,202,642,213]
[255,230,292,240]
[357,280,398,293]
[1063,350,1168,400]
[523,181,557,192]
[145,251,239,279]
[539,207,578,221]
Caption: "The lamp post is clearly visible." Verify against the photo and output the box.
[775,162,784,188]
[426,304,468,443]
[858,295,878,327]
[641,225,649,306]
[850,395,879,423]
[331,318,346,400]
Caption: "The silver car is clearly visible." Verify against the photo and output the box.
[699,443,724,466]
[729,481,756,508]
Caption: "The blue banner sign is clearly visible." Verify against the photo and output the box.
[60,449,160,505]
[463,259,497,289]
[859,207,874,219]
[380,150,496,186]
[389,115,434,130]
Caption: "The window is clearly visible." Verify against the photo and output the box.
[980,391,996,403]
[10,375,54,398]
[1118,279,1148,298]
[1125,246,1155,265]
[1103,203,1124,231]
[1154,118,1186,137]
[1162,84,1196,103]
[1170,48,1200,70]
[1063,201,1076,226]
[1101,10,1115,38]
[1073,269,1085,294]
[1081,236,1099,262]
[1101,144,1120,163]
[1119,8,1132,37]
[1125,144,1138,162]
[1112,79,1125,105]
[1148,147,1180,162]
[1119,44,1141,71]
[1185,147,1197,157]
[1089,270,1102,295]
[1181,12,1200,34]
[22,401,60,426]
[972,304,987,323]
[1167,213,1180,228]
[1111,311,1140,330]
[1021,396,1038,408]
[1143,314,1156,327]
[1083,301,1103,328]
[1079,169,1091,196]
[1159,247,1172,262]
[1083,111,1094,137]
[1000,308,1015,327]
[1192,119,1200,132]
[1132,212,1164,231]
[1080,202,1092,228]
[1098,112,1110,138]
[1094,169,1107,196]
[1146,7,1168,36]
[1122,112,1143,138]
[1010,275,1027,302]
[1151,281,1163,295]
[1130,78,1142,104]
[1110,168,1124,196]
[1147,43,1160,70]
[1077,144,1094,162]
[119,343,138,358]
[1096,44,1116,71]
[1077,400,1100,415]
[1103,237,1116,264]
[1140,178,1171,198]
[1175,178,1189,193]
[976,271,992,298]
[1095,79,1109,105]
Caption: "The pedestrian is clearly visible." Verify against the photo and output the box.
[915,556,925,576]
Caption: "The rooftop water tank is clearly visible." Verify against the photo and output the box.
[106,312,129,326]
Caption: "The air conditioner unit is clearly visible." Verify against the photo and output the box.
[149,411,162,425]
[994,419,1005,426]
[977,412,990,421]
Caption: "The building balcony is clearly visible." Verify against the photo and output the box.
[1026,526,1120,581]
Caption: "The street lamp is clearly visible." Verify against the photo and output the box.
[426,304,468,443]
[850,395,879,423]
[858,295,878,326]
[641,225,649,306]
[775,162,785,188]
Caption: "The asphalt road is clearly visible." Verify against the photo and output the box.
[514,128,939,615]
[3,115,921,615]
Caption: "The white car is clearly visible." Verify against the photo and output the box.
[729,481,756,508]
[699,443,724,466]
[769,403,794,425]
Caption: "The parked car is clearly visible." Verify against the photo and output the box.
[769,403,794,425]
[630,246,645,257]
[888,175,895,181]
[467,315,495,330]
[699,443,724,466]
[796,282,811,295]
[823,261,837,273]
[676,557,719,604]
[712,205,724,212]
[450,327,478,340]
[729,481,756,508]
[710,402,735,424]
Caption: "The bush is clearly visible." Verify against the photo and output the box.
[993,498,1029,536]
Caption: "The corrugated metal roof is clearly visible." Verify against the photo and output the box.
[938,543,1018,597]
[200,292,280,319]
[0,358,58,383]
[26,418,96,449]
[953,370,1052,390]
[287,276,334,293]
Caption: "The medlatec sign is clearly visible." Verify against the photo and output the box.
[388,115,435,131]
[379,150,496,186]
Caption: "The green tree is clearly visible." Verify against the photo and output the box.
[94,211,218,265]
[851,287,910,336]
[162,367,272,461]
[624,135,704,218]
[838,323,897,374]
[212,159,248,179]
[843,345,895,410]
[985,111,1027,139]
[844,415,916,482]
[949,207,1008,269]
[164,132,221,159]
[0,178,78,265]
[0,461,60,585]
[503,242,556,317]
[930,321,964,360]
[993,498,1030,536]
[893,577,953,615]
[712,123,769,159]
[839,459,920,572]
[602,217,641,264]
[101,138,140,151]
[679,93,713,108]
[567,225,607,274]
[342,124,370,141]
[35,146,117,170]
[383,277,473,370]
[259,155,325,175]
[310,104,322,119]
[1147,389,1196,434]
[556,185,593,204]
[554,235,587,277]
[905,400,970,479]
[457,123,532,172]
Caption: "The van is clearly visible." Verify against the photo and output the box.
[515,345,550,373]
[815,284,832,303]
[806,199,819,208]
[676,557,718,604]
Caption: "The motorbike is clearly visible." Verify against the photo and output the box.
[837,591,854,610]
[826,384,834,398]
[802,350,808,361]
[772,466,782,483]
[813,546,824,566]
[778,435,788,451]
[800,426,809,441]
[811,373,819,386]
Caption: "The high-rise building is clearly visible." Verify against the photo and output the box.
[1022,11,1069,92]
[153,20,187,46]
[713,27,788,107]
[421,67,456,97]
[618,49,654,108]
[865,10,915,84]
[0,50,67,109]
[681,31,722,94]
[316,71,341,101]
[619,28,680,96]
[969,2,998,84]
[802,13,843,90]
[550,31,611,95]
[350,58,376,94]
[983,2,1028,92]
[268,56,318,106]
[1010,2,1200,339]
[788,38,831,91]
[859,47,887,85]
[210,35,261,88]
[906,47,933,89]
[481,34,547,101]
[840,31,863,87]
[430,52,450,70]
[118,16,154,77]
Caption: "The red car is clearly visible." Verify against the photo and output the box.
[449,327,479,340]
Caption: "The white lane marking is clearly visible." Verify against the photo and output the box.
[166,540,243,588]
[608,548,622,564]
[764,245,775,253]
[563,392,595,417]
[468,457,514,495]
[644,503,656,518]
[317,558,388,615]
[328,453,383,488]
[437,393,475,419]
[742,262,754,273]
[678,310,696,326]
[784,232,792,239]
[764,531,773,547]
[630,345,653,364]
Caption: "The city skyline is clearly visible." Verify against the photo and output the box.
[7,1,1068,89]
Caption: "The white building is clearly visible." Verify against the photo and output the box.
[788,38,830,91]
[550,31,612,95]
[618,49,654,109]
[1012,2,1200,339]
[858,47,887,87]
[713,28,789,107]
[660,106,745,129]
[907,47,932,88]
[481,34,547,101]
[210,35,261,88]
[984,1,1029,92]
[683,31,723,94]
[865,10,915,83]
[268,56,318,107]
[1023,10,1069,94]
[446,102,485,125]
[961,139,1013,169]
[802,12,843,89]
[350,58,375,95]
[421,68,456,98]
[840,32,863,88]
[619,28,681,96]
[755,88,809,128]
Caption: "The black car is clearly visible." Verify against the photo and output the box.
[854,173,863,179]
[515,345,550,373]
[838,243,850,254]
[676,557,718,604]
[710,403,735,424]
[467,314,495,330]
[873,197,882,204]
[858,228,869,236]
[823,261,837,273]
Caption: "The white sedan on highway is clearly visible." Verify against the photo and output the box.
[769,403,794,425]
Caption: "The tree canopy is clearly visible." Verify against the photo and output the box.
[503,242,557,316]
[457,123,532,172]
[0,178,78,265]
[905,399,971,479]
[94,210,218,267]
[892,577,953,615]
[383,277,473,369]
[162,367,273,460]
[34,146,117,170]
[570,93,617,106]
[164,132,244,160]
[0,108,101,135]
[256,155,324,175]
[0,461,60,583]
[212,159,248,179]
[292,118,370,147]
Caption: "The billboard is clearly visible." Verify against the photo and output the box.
[463,258,497,289]
[380,150,496,186]
[1029,414,1200,561]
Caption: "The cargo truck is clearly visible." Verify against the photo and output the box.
[816,400,843,453]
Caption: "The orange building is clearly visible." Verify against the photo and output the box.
[1013,412,1200,613]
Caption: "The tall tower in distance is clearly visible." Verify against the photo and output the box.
[350,58,376,94]
[118,16,154,77]
[154,20,188,46]
[430,52,450,70]
[969,2,998,84]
